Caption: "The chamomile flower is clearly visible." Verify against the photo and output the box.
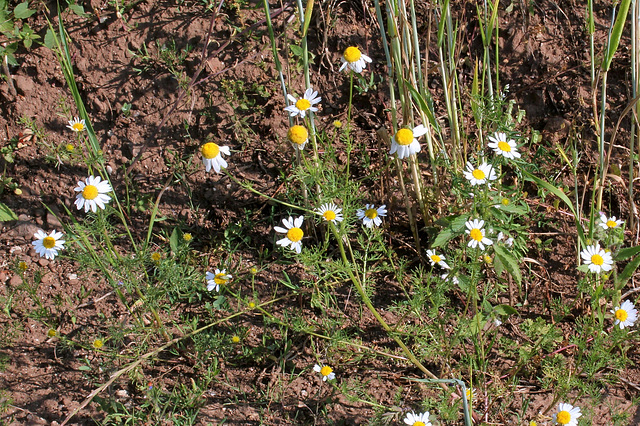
[317,203,344,224]
[287,125,309,150]
[488,132,521,159]
[356,204,387,228]
[599,213,624,230]
[580,243,613,274]
[32,230,65,260]
[463,161,497,186]
[201,142,230,173]
[74,176,112,213]
[552,403,581,426]
[465,219,493,250]
[497,231,514,247]
[339,46,372,73]
[465,387,477,404]
[610,300,638,329]
[313,364,335,381]
[274,216,305,253]
[67,117,86,132]
[426,249,450,269]
[285,88,321,118]
[403,411,432,426]
[441,273,460,286]
[206,269,232,292]
[390,125,428,159]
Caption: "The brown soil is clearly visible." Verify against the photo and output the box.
[1,0,639,425]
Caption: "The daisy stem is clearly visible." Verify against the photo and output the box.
[343,72,356,181]
[327,222,446,387]
[223,170,315,215]
[393,156,422,253]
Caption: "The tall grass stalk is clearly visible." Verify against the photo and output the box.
[630,0,639,233]
[596,0,630,212]
[436,0,463,165]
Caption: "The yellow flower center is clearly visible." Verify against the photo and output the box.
[615,308,628,322]
[395,128,414,146]
[295,98,311,110]
[591,254,604,266]
[151,252,161,261]
[66,144,75,152]
[320,366,333,377]
[288,125,308,145]
[42,236,56,249]
[231,335,240,343]
[214,273,228,285]
[201,142,220,159]
[72,122,84,131]
[343,46,362,63]
[606,220,618,228]
[430,254,441,263]
[470,228,483,242]
[323,210,337,221]
[413,422,425,426]
[183,233,192,241]
[556,411,571,425]
[365,208,378,219]
[501,198,510,206]
[47,329,57,338]
[497,141,512,152]
[92,339,104,349]
[472,169,486,180]
[287,227,304,242]
[82,184,99,200]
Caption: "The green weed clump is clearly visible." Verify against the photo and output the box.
[1,1,639,425]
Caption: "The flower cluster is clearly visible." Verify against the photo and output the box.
[271,202,387,256]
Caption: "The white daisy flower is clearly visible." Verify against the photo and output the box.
[313,364,335,381]
[67,117,86,132]
[441,273,459,285]
[74,175,112,213]
[599,213,624,230]
[611,300,638,329]
[403,411,432,426]
[552,403,581,426]
[426,249,450,269]
[287,125,309,150]
[206,268,232,292]
[317,203,344,224]
[488,132,521,159]
[356,204,387,228]
[390,125,428,159]
[284,87,321,118]
[463,161,497,186]
[466,387,477,404]
[465,219,493,250]
[339,46,372,73]
[580,243,613,274]
[497,231,514,247]
[201,142,230,173]
[32,230,65,260]
[274,216,305,253]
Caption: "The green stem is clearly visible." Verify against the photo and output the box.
[327,222,444,386]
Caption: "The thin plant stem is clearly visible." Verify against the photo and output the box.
[327,222,445,388]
